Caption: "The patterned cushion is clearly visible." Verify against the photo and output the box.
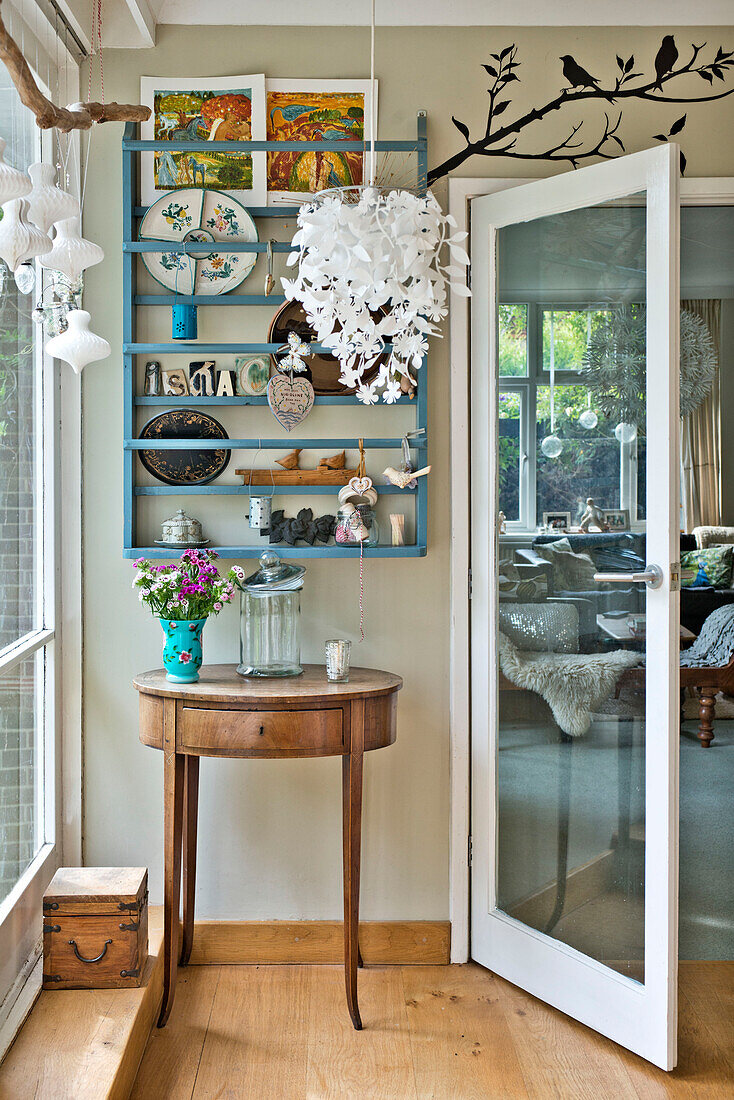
[533,538,598,591]
[498,560,548,602]
[680,544,734,589]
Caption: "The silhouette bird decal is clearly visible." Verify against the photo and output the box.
[560,55,601,91]
[654,35,679,89]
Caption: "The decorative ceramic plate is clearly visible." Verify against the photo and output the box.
[267,300,381,395]
[139,188,258,295]
[139,409,230,486]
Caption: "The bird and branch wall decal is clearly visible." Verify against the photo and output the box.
[428,36,734,185]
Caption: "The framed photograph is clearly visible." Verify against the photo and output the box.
[265,79,377,203]
[542,511,571,531]
[140,75,266,206]
[236,354,271,396]
[603,509,630,531]
[161,367,189,396]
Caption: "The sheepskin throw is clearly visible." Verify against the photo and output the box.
[498,632,641,737]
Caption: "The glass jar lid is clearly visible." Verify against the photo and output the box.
[243,550,305,592]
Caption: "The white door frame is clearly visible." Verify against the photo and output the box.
[447,173,734,966]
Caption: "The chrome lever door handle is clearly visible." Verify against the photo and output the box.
[593,564,663,589]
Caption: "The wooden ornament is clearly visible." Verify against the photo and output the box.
[235,449,357,486]
[267,373,314,432]
[390,514,406,546]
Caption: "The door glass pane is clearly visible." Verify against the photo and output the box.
[0,652,41,905]
[496,198,647,983]
[499,304,528,376]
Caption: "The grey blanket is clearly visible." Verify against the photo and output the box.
[680,604,734,668]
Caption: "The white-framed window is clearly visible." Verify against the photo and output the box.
[498,302,646,533]
[0,4,81,1041]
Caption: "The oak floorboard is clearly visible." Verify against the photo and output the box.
[305,964,417,1100]
[401,963,529,1100]
[129,964,221,1100]
[191,965,311,1100]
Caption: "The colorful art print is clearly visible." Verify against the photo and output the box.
[162,367,189,396]
[542,511,571,531]
[236,355,271,396]
[140,76,266,206]
[265,80,376,202]
[603,509,630,531]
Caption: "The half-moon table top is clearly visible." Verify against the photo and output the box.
[133,664,403,704]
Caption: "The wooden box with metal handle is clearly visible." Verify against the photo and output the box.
[42,867,148,989]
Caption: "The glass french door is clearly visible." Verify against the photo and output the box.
[470,145,680,1070]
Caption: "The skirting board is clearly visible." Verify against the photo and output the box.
[188,920,451,965]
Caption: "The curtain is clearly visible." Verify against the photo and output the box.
[681,299,721,532]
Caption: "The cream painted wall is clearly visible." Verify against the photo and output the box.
[81,25,734,919]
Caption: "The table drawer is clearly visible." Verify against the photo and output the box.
[179,706,344,756]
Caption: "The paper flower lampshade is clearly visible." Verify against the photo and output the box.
[44,309,110,373]
[39,216,103,282]
[282,186,470,404]
[0,137,31,205]
[26,163,79,234]
[0,198,52,271]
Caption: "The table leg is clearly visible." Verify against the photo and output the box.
[697,689,716,748]
[342,698,365,1030]
[180,755,200,966]
[159,724,185,1028]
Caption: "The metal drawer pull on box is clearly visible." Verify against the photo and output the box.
[69,938,112,963]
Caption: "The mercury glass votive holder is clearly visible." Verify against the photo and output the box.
[325,639,351,682]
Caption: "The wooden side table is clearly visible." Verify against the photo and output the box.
[134,664,401,1030]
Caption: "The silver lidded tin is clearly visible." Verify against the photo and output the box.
[156,509,207,548]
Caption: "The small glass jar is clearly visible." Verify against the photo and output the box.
[335,503,379,547]
[236,550,305,677]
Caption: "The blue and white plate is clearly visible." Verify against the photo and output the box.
[139,188,258,295]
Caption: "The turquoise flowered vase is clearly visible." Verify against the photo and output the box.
[159,618,206,683]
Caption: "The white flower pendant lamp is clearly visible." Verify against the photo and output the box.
[39,216,103,282]
[45,309,110,373]
[0,198,52,271]
[0,137,31,205]
[26,163,79,234]
[281,0,470,404]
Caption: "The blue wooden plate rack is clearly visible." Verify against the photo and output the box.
[122,112,428,558]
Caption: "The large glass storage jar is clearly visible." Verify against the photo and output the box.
[236,550,305,677]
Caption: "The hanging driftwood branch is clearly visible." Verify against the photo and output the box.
[429,37,734,183]
[0,0,150,132]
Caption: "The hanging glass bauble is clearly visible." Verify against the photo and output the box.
[614,421,637,444]
[26,163,79,234]
[0,137,31,205]
[578,408,598,430]
[541,434,563,458]
[39,216,103,282]
[14,262,36,294]
[0,198,52,271]
[44,309,110,373]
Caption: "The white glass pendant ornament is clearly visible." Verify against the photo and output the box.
[579,407,598,430]
[0,138,31,205]
[0,198,52,271]
[44,309,110,373]
[541,434,564,459]
[39,216,103,282]
[26,163,79,235]
[14,263,36,294]
[615,421,637,444]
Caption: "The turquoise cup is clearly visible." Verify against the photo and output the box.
[159,618,206,683]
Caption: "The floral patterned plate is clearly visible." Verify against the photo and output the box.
[139,188,258,295]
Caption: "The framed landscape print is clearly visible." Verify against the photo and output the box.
[140,75,266,206]
[265,79,376,203]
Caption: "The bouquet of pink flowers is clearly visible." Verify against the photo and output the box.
[132,549,235,620]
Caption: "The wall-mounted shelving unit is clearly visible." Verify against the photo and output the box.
[122,115,428,559]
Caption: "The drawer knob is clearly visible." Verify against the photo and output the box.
[68,938,112,963]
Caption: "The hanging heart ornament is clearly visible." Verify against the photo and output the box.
[267,373,315,432]
[348,476,373,496]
